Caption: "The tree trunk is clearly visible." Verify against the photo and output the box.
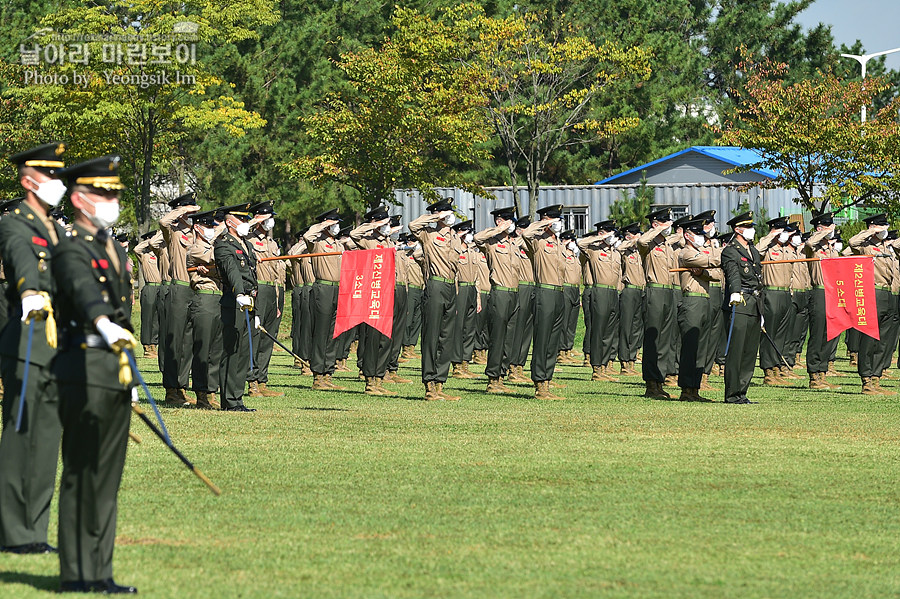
[139,109,156,230]
[527,172,540,220]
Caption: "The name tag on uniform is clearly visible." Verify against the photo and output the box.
[600,252,608,257]
[874,247,882,253]
[92,259,109,269]
[741,257,748,262]
[436,236,446,242]
[181,234,190,242]
[497,244,506,249]
[545,242,554,248]
[459,255,468,261]
[255,240,265,249]
[236,249,243,255]
[654,247,664,253]
[325,244,334,250]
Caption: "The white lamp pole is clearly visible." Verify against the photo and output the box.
[840,47,900,122]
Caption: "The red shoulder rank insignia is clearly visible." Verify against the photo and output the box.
[546,242,554,248]
[459,254,468,261]
[600,252,608,257]
[653,246,664,253]
[236,249,243,255]
[873,247,882,253]
[436,236,446,242]
[254,240,265,248]
[497,244,506,249]
[325,244,334,250]
[741,257,748,262]
[32,236,48,247]
[702,250,710,255]
[181,234,190,242]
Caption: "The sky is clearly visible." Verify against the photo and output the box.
[794,0,900,71]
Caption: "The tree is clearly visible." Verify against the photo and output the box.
[285,7,491,211]
[716,53,900,216]
[1,0,279,227]
[609,173,652,228]
[445,4,651,217]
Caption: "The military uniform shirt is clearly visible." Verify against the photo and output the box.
[521,221,564,287]
[473,225,519,289]
[159,206,196,282]
[408,214,461,281]
[678,244,719,294]
[637,224,677,286]
[303,222,343,282]
[850,229,894,287]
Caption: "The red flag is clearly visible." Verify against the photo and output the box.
[822,255,880,341]
[334,248,395,338]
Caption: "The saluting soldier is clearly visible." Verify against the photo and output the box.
[247,201,286,398]
[473,206,520,393]
[472,243,491,365]
[384,216,413,385]
[158,193,200,407]
[133,230,161,359]
[558,230,582,364]
[53,155,137,593]
[349,206,400,395]
[508,216,535,383]
[521,205,566,400]
[288,235,313,374]
[803,214,841,390]
[578,220,622,382]
[637,208,677,399]
[722,211,763,404]
[304,210,346,391]
[579,226,595,368]
[755,217,796,385]
[409,198,462,401]
[186,209,225,410]
[214,203,260,412]
[0,143,66,555]
[401,234,425,360]
[450,220,480,380]
[676,218,719,402]
[617,222,645,376]
[786,229,811,375]
[849,214,897,395]
[148,229,169,374]
[711,231,735,374]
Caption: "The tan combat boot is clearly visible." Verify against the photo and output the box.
[826,361,841,376]
[808,372,828,390]
[248,381,264,397]
[602,364,618,381]
[763,368,781,386]
[699,373,715,391]
[312,374,331,390]
[680,387,712,402]
[644,380,670,400]
[873,377,895,395]
[435,382,460,401]
[163,388,189,408]
[627,361,640,375]
[324,374,346,391]
[424,381,441,401]
[293,357,304,368]
[582,353,591,368]
[507,365,528,383]
[386,370,412,384]
[335,359,350,372]
[375,377,398,396]
[259,383,284,397]
[849,352,858,367]
[534,380,563,400]
[364,377,384,396]
[861,377,881,395]
[779,365,801,380]
[143,344,156,359]
[591,365,610,382]
[486,378,508,394]
[195,392,216,410]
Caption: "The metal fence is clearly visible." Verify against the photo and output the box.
[391,184,809,235]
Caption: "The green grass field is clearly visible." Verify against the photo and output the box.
[2,304,899,598]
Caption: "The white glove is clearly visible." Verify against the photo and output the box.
[236,294,253,309]
[95,317,136,351]
[729,293,742,306]
[21,294,46,322]
[760,315,765,329]
[131,387,139,404]
[254,315,261,330]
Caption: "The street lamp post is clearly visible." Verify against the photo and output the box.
[840,47,900,122]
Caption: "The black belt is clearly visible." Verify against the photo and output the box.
[740,288,761,297]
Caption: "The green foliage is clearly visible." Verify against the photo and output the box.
[717,53,900,216]
[609,172,652,227]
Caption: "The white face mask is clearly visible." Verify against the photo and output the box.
[613,239,622,249]
[791,235,802,247]
[711,239,721,249]
[877,229,888,240]
[262,216,275,231]
[27,176,67,207]
[379,224,391,236]
[705,224,716,238]
[778,232,791,244]
[740,227,755,241]
[834,242,844,253]
[329,223,340,236]
[464,232,473,244]
[79,195,120,229]
[566,240,576,251]
[550,220,562,233]
[198,226,215,242]
[235,222,251,237]
[664,225,673,236]
[507,222,515,234]
[692,233,706,247]
[443,214,456,227]
[827,229,835,239]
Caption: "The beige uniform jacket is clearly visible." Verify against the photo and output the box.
[850,229,893,288]
[149,230,170,282]
[187,234,222,291]
[473,225,519,289]
[618,237,645,288]
[512,236,534,284]
[134,238,162,284]
[408,214,460,281]
[804,229,837,287]
[756,231,793,289]
[303,222,343,282]
[521,221,563,287]
[638,225,677,286]
[287,240,306,287]
[250,231,285,286]
[577,235,621,288]
[159,206,196,283]
[678,244,719,294]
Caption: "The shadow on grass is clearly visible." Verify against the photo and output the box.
[297,406,351,412]
[0,571,58,592]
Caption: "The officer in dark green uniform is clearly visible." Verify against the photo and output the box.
[53,155,137,593]
[721,211,763,404]
[0,143,67,555]
[0,199,19,339]
[214,203,260,412]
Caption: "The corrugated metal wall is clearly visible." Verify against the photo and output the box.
[391,184,807,232]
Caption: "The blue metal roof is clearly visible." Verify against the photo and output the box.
[594,145,779,184]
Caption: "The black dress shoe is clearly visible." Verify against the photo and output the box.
[725,397,757,405]
[60,579,138,594]
[224,405,256,412]
[1,542,56,554]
